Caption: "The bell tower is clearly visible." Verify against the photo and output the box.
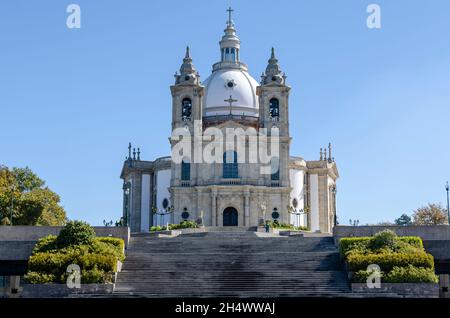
[257,48,291,187]
[171,46,203,132]
[170,47,204,188]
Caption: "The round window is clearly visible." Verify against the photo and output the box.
[162,198,169,209]
[181,212,190,219]
[272,211,280,219]
[227,81,234,88]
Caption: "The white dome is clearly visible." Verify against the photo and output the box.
[202,68,259,117]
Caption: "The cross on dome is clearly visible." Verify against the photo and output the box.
[224,95,238,115]
[226,7,234,26]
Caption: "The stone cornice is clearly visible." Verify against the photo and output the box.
[120,158,171,179]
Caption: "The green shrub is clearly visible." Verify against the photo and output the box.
[81,267,108,284]
[399,236,424,249]
[384,265,438,283]
[339,235,424,256]
[170,220,198,230]
[28,252,73,277]
[352,269,385,283]
[368,230,398,251]
[33,235,58,253]
[57,220,96,247]
[339,237,371,256]
[94,238,125,261]
[27,234,123,284]
[97,237,125,253]
[266,220,307,231]
[24,272,57,284]
[347,252,434,272]
[78,253,117,272]
[151,220,199,231]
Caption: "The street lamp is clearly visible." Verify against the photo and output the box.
[122,182,131,227]
[331,185,337,227]
[446,181,449,225]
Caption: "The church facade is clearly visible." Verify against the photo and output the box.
[120,10,338,233]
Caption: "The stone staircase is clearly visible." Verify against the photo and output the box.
[111,231,357,297]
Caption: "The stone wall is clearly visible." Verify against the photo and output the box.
[334,225,450,241]
[0,226,130,247]
[19,283,114,298]
[351,283,439,298]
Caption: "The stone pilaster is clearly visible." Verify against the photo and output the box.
[244,190,250,226]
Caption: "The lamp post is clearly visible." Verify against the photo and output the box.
[446,181,449,225]
[331,185,337,227]
[123,182,131,227]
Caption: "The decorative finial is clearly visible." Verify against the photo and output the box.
[133,148,136,160]
[271,47,275,59]
[128,142,132,159]
[185,46,190,59]
[137,148,141,161]
[324,148,327,161]
[328,142,332,162]
[320,148,323,161]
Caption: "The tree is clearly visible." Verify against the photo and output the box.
[395,214,412,226]
[412,203,448,226]
[0,165,67,226]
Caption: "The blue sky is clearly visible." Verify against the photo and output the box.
[1,0,449,225]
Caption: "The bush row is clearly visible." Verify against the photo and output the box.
[150,220,198,232]
[25,222,125,284]
[347,251,434,273]
[339,236,424,256]
[352,265,438,284]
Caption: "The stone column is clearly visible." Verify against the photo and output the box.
[244,191,250,226]
[211,190,217,227]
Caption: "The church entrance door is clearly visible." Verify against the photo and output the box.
[223,207,238,226]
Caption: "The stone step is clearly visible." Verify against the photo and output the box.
[105,233,357,297]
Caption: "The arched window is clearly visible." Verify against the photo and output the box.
[223,151,238,178]
[269,98,279,119]
[271,157,280,181]
[230,48,236,61]
[182,98,192,121]
[181,159,190,181]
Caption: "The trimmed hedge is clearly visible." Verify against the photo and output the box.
[97,237,125,254]
[347,252,434,272]
[351,265,438,284]
[340,230,437,283]
[25,223,125,284]
[150,220,199,232]
[24,272,57,284]
[384,265,438,283]
[339,236,424,256]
